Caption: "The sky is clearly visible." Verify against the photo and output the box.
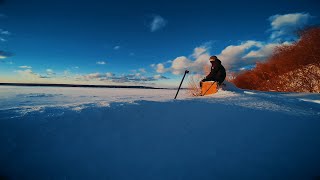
[0,0,319,87]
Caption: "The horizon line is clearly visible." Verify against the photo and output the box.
[0,82,169,90]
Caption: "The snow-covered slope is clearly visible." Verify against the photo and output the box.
[0,85,319,180]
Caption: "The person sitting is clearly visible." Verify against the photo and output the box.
[200,56,226,86]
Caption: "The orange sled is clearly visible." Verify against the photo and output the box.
[201,81,218,96]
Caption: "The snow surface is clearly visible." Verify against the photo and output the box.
[0,84,320,180]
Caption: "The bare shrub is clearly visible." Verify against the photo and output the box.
[233,27,320,93]
[187,75,202,96]
[187,64,211,96]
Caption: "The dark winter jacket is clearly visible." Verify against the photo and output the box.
[202,59,226,84]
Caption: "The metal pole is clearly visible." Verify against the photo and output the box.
[174,70,189,99]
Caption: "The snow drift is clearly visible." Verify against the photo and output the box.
[0,85,319,180]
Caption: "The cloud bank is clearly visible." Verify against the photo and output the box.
[17,69,48,80]
[81,72,169,83]
[154,12,314,74]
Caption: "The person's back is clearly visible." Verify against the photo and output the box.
[201,56,226,85]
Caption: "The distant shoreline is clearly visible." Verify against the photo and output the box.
[0,83,168,89]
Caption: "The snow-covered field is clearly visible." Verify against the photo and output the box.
[0,85,319,180]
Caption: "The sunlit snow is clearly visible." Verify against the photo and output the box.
[0,84,319,179]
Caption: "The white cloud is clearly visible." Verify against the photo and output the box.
[0,29,10,35]
[17,69,46,80]
[209,13,314,70]
[130,68,146,74]
[80,71,168,83]
[1,31,10,35]
[156,63,166,73]
[106,72,114,77]
[192,47,207,58]
[154,40,290,74]
[154,46,211,75]
[269,13,313,40]
[96,61,106,65]
[154,74,169,80]
[19,65,32,69]
[217,41,262,69]
[243,41,291,60]
[46,69,56,75]
[82,72,116,80]
[139,68,146,73]
[171,56,193,75]
[270,13,311,30]
[17,69,34,75]
[170,46,210,75]
[83,73,103,80]
[170,53,211,75]
[153,39,293,74]
[114,46,120,50]
[217,40,294,70]
[150,15,167,32]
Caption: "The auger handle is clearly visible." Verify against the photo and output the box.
[174,70,189,99]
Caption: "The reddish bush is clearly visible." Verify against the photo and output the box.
[233,27,320,92]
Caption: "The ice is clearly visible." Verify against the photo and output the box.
[0,86,183,116]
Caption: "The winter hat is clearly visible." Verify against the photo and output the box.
[209,56,217,61]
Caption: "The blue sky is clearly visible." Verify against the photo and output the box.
[0,0,319,87]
